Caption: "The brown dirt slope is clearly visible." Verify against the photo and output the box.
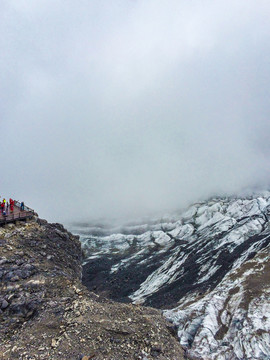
[0,218,184,360]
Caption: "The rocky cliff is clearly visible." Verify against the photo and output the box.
[0,218,184,360]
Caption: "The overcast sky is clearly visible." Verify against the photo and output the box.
[1,0,270,224]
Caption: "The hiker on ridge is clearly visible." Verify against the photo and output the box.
[10,199,14,212]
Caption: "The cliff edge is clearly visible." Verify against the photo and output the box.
[0,218,184,360]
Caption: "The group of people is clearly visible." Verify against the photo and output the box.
[1,198,15,216]
[0,198,25,216]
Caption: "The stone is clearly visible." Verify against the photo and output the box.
[0,257,7,265]
[5,272,14,280]
[16,259,24,266]
[10,275,20,282]
[151,346,162,357]
[23,264,34,270]
[51,339,57,348]
[20,270,32,279]
[1,299,9,309]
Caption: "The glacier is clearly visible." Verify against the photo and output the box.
[71,191,270,360]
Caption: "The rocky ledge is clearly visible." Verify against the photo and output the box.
[0,218,184,360]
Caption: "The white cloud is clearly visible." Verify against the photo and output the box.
[1,0,270,223]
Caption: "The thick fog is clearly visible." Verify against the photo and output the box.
[1,0,270,223]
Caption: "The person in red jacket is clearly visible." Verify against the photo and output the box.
[10,198,14,213]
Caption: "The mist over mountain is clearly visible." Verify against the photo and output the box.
[1,1,270,223]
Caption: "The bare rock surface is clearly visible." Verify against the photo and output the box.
[0,219,184,360]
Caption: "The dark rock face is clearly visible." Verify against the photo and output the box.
[0,219,184,360]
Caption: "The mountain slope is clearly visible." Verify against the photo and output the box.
[0,219,183,360]
[75,191,270,359]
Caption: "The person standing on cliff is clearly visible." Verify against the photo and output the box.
[10,199,14,213]
[2,200,6,216]
[20,201,24,211]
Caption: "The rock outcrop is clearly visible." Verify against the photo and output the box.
[0,218,184,360]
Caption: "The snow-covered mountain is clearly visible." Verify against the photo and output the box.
[71,192,270,360]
